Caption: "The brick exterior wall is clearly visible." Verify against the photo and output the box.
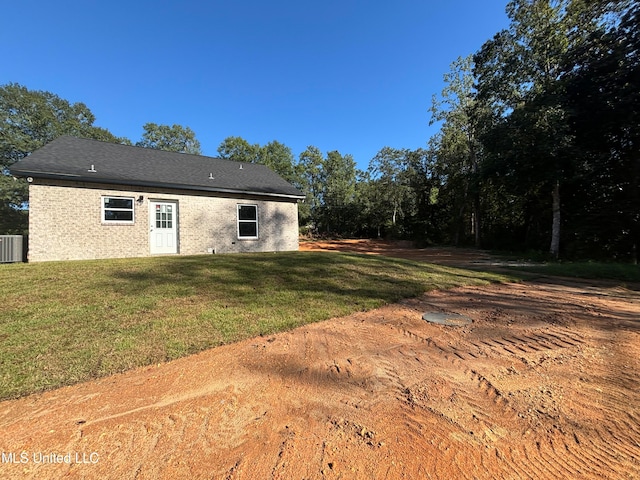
[28,179,299,262]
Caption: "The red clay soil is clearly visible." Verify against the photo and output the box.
[1,241,639,479]
[299,238,494,265]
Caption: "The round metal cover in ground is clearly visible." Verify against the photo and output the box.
[422,312,473,326]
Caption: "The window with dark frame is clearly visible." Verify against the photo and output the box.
[237,204,258,239]
[102,196,134,223]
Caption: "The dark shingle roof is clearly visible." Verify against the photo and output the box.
[9,136,305,200]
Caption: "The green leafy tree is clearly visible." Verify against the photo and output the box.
[319,151,357,235]
[137,123,201,154]
[217,136,261,163]
[298,145,325,232]
[403,148,443,244]
[474,0,573,257]
[351,170,379,237]
[430,56,485,246]
[367,147,413,237]
[0,83,129,234]
[218,136,301,186]
[469,0,638,259]
[561,2,640,260]
[258,140,302,188]
[0,175,27,235]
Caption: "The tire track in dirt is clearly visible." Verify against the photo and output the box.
[383,294,639,479]
[0,279,638,479]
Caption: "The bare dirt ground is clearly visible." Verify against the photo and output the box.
[299,238,494,265]
[1,240,639,479]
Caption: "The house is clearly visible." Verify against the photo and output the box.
[10,136,305,262]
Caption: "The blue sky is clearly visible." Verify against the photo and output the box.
[3,1,510,170]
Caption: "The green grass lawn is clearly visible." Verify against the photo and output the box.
[507,261,640,283]
[0,251,513,400]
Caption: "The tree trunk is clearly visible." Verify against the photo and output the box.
[454,203,465,246]
[470,146,481,248]
[473,201,481,248]
[550,180,561,259]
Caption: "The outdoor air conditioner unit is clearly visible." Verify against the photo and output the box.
[0,235,24,263]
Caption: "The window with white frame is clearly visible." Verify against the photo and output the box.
[102,196,134,223]
[237,204,258,239]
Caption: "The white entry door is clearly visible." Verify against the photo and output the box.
[149,201,178,254]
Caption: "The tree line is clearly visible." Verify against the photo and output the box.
[1,0,638,261]
[467,0,639,262]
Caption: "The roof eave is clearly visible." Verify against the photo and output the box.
[10,170,306,201]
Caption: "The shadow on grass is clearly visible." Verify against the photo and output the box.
[106,251,506,307]
[506,263,640,289]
